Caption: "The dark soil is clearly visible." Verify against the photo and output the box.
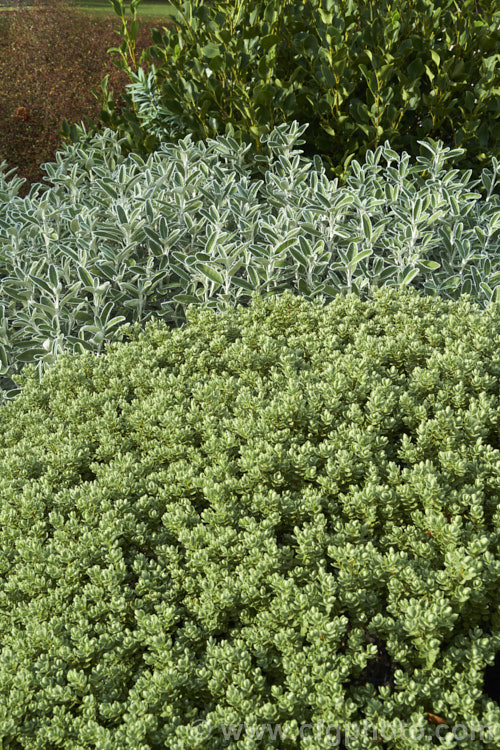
[0,0,172,195]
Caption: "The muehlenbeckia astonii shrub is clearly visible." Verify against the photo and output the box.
[0,289,499,748]
[0,122,498,402]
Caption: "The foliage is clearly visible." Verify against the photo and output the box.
[92,0,500,182]
[0,125,499,402]
[0,289,500,748]
[106,0,143,72]
[0,0,168,195]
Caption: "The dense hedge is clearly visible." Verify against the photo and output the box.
[89,0,500,183]
[1,125,499,402]
[0,289,500,748]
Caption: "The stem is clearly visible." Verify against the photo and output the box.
[175,0,198,46]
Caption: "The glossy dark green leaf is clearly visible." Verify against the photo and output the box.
[201,42,222,59]
[260,34,280,51]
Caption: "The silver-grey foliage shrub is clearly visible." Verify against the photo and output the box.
[0,122,498,402]
[0,289,500,748]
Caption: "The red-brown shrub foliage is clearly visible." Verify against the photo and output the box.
[0,0,169,195]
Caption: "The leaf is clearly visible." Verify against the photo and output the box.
[297,278,312,294]
[480,282,492,299]
[144,226,162,249]
[195,252,212,263]
[430,50,440,68]
[301,223,324,238]
[302,34,319,58]
[100,182,118,200]
[122,299,142,310]
[378,265,399,282]
[359,64,377,95]
[74,311,95,325]
[158,217,169,241]
[29,275,54,296]
[60,245,79,263]
[290,246,309,266]
[400,267,420,286]
[144,199,155,224]
[418,260,441,271]
[172,293,201,305]
[77,266,95,288]
[313,192,334,210]
[103,316,127,332]
[462,279,473,295]
[471,265,482,289]
[231,277,255,292]
[48,265,59,288]
[319,63,336,88]
[228,259,244,277]
[335,195,356,211]
[99,300,115,324]
[116,205,128,225]
[129,18,140,43]
[0,343,9,372]
[407,58,424,80]
[260,34,280,51]
[201,42,222,59]
[206,233,219,255]
[169,263,191,282]
[16,348,48,363]
[247,266,262,289]
[147,270,169,288]
[275,238,299,255]
[3,387,21,399]
[352,248,372,264]
[349,99,370,124]
[321,283,340,297]
[362,214,372,242]
[195,263,224,285]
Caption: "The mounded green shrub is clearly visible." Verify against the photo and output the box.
[89,0,500,182]
[1,125,499,403]
[1,289,500,748]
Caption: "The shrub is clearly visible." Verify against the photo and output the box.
[0,125,499,402]
[0,0,167,195]
[92,0,500,182]
[0,289,500,748]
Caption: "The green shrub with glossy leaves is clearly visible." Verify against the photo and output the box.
[88,0,500,182]
[0,289,500,748]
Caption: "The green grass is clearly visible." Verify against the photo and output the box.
[0,1,179,17]
[72,0,179,17]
